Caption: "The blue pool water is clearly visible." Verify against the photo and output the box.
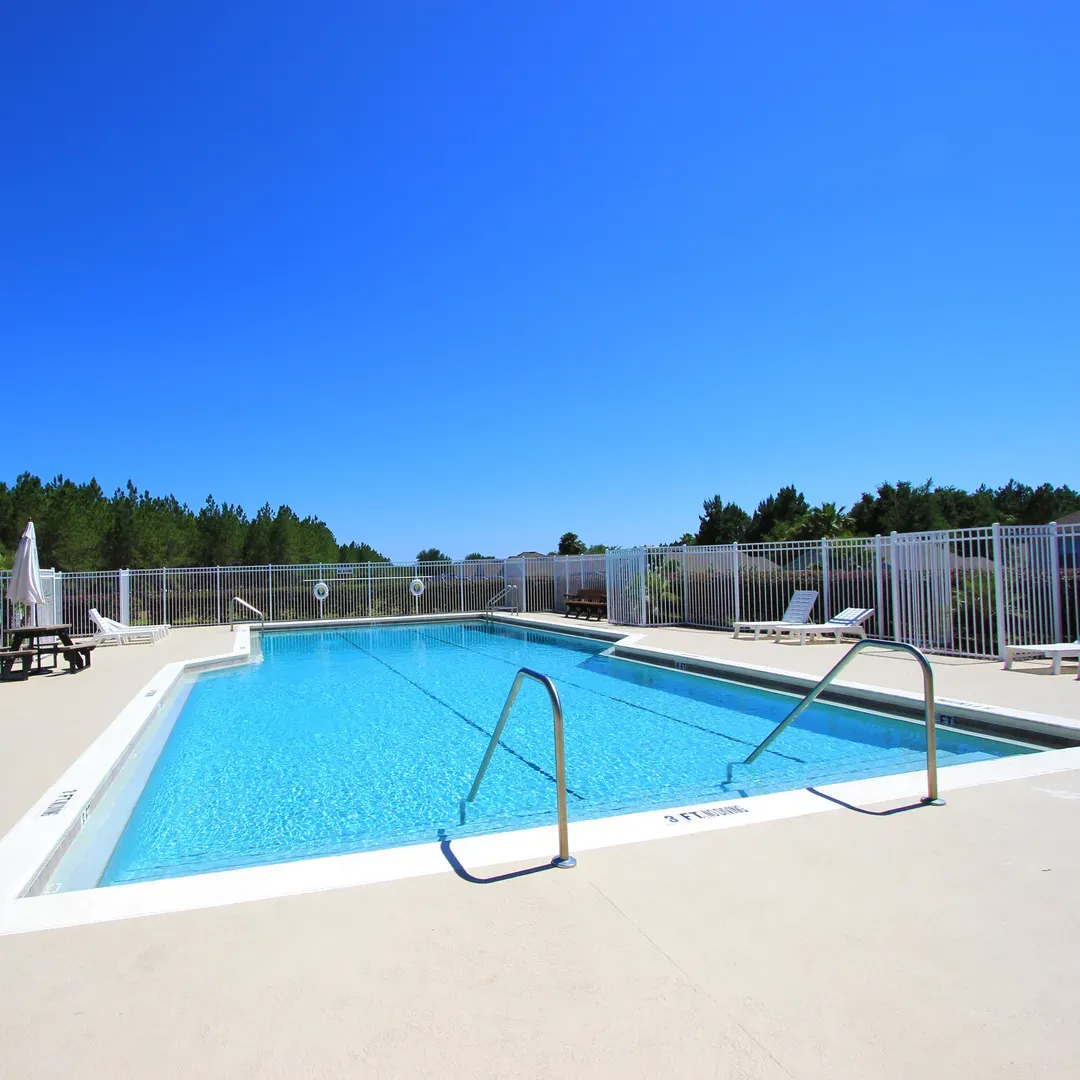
[101,621,1032,885]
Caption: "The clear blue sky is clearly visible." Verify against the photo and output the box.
[2,2,1077,559]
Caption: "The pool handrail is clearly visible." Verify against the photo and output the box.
[230,596,266,630]
[485,583,520,614]
[461,667,576,868]
[743,638,945,805]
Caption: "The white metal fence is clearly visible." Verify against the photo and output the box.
[607,538,891,638]
[605,522,1080,660]
[0,555,604,639]
[3,524,1077,661]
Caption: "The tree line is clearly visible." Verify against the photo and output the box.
[4,472,1076,572]
[0,474,390,571]
[687,480,1080,546]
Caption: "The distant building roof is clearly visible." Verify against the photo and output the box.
[1057,510,1080,525]
[509,551,545,559]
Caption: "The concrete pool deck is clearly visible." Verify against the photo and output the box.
[1,622,1078,1077]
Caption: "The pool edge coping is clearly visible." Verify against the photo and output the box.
[0,627,253,905]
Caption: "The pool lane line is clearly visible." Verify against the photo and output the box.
[419,626,808,765]
[332,632,585,800]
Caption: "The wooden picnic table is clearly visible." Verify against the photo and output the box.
[5,624,76,647]
[1,624,96,678]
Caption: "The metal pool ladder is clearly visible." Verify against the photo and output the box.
[485,584,520,615]
[744,639,945,806]
[230,596,266,630]
[460,668,577,868]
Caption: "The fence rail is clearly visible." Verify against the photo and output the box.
[2,523,1077,661]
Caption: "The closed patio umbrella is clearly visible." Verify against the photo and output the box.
[7,521,46,625]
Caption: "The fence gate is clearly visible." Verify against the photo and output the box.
[1060,523,1080,642]
[891,531,955,653]
[997,524,1061,649]
[680,543,739,627]
[638,545,740,628]
[605,547,646,625]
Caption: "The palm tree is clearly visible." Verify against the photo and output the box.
[772,503,854,541]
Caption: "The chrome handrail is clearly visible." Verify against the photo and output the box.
[230,596,266,630]
[744,638,945,805]
[460,667,576,867]
[485,583,519,614]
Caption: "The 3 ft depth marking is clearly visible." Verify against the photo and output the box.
[665,804,748,824]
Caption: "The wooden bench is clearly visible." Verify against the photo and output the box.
[35,639,97,672]
[60,640,97,672]
[0,649,35,681]
[564,588,607,620]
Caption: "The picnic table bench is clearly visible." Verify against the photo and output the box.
[564,588,607,621]
[1,624,97,680]
[0,649,36,680]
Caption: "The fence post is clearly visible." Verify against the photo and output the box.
[119,568,130,625]
[821,538,831,622]
[890,532,902,641]
[55,571,63,626]
[459,561,465,613]
[639,548,648,626]
[992,522,1006,659]
[161,567,168,626]
[1048,522,1063,642]
[681,546,689,623]
[732,543,740,625]
[366,561,372,617]
[216,567,222,625]
[268,563,274,621]
[873,535,884,637]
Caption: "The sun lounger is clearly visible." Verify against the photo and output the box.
[90,608,170,646]
[770,607,875,645]
[733,590,818,640]
[1003,641,1080,678]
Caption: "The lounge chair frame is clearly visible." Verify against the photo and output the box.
[1003,642,1080,678]
[733,590,819,640]
[769,607,875,645]
[90,608,170,646]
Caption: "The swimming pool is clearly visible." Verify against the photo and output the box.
[49,620,1032,890]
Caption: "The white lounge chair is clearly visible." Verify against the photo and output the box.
[90,608,170,646]
[771,607,875,645]
[1003,641,1080,678]
[733,590,819,640]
